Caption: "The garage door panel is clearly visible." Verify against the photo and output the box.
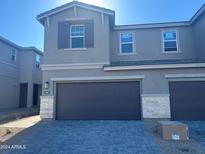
[169,81,205,120]
[58,102,139,112]
[57,111,139,120]
[56,81,141,120]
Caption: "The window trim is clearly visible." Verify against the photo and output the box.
[161,29,181,54]
[119,32,136,55]
[11,49,16,62]
[70,24,85,49]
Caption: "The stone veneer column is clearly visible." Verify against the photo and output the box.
[141,94,171,119]
[40,96,55,119]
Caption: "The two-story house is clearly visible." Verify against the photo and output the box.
[37,1,205,120]
[0,36,43,110]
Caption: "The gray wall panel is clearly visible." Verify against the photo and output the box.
[110,27,196,62]
[43,67,205,95]
[193,11,205,58]
[0,76,19,109]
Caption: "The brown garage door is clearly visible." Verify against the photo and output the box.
[169,81,205,120]
[56,81,141,120]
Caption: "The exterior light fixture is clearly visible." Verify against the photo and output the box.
[44,81,49,89]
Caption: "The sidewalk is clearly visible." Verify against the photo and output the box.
[0,115,41,143]
[0,107,39,124]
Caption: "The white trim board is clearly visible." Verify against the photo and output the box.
[51,75,144,82]
[41,62,109,71]
[104,63,205,71]
[165,73,205,78]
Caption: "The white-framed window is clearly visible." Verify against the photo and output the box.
[119,32,134,54]
[35,54,40,68]
[70,25,85,48]
[11,49,16,62]
[162,30,179,53]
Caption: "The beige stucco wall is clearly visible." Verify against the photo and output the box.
[44,7,110,65]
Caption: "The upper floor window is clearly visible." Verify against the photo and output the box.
[11,49,16,62]
[70,25,85,48]
[162,30,178,52]
[35,54,40,68]
[120,32,134,54]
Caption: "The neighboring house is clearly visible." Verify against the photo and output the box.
[0,36,43,110]
[37,1,205,120]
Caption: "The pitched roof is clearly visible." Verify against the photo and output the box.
[114,4,205,30]
[37,2,205,29]
[0,35,43,56]
[190,4,205,24]
[37,1,115,24]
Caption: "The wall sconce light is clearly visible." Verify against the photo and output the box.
[44,81,49,89]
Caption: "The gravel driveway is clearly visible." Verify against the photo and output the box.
[1,120,160,154]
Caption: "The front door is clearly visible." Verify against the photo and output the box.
[33,84,39,106]
[19,83,28,108]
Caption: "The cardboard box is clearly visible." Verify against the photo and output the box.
[157,121,189,140]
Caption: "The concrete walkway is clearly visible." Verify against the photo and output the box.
[0,116,41,143]
[0,116,41,128]
[0,108,39,123]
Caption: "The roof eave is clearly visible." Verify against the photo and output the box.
[36,2,115,25]
[190,4,205,24]
[114,4,205,30]
[114,21,190,30]
[22,47,43,56]
[0,36,22,50]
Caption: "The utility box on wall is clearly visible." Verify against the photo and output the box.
[157,121,189,140]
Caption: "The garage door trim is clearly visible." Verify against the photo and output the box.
[51,75,144,82]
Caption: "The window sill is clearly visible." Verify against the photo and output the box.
[161,51,182,54]
[64,48,87,51]
[118,52,137,56]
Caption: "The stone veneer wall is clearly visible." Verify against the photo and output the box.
[141,94,171,119]
[40,95,171,119]
[40,96,55,119]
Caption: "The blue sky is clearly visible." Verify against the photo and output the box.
[0,0,205,51]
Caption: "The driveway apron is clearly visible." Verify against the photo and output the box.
[1,121,160,154]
